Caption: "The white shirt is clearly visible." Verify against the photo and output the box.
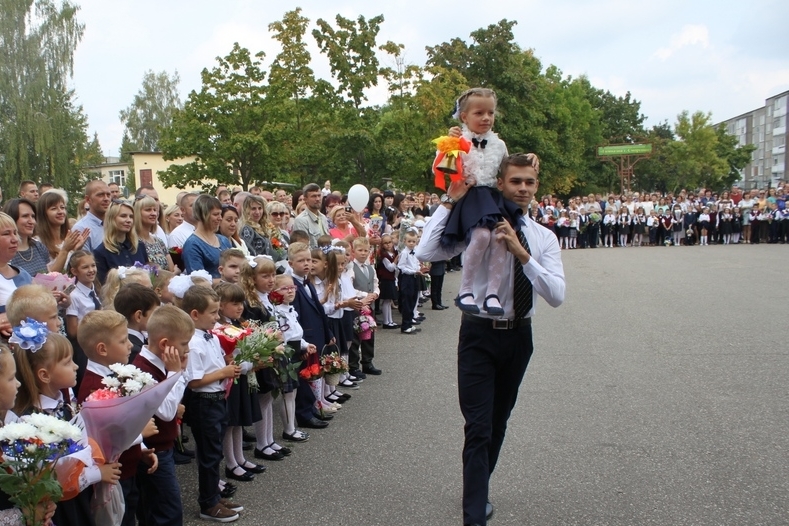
[67,281,100,320]
[340,266,359,311]
[155,225,169,247]
[416,205,565,319]
[397,248,421,275]
[138,347,187,421]
[167,221,196,249]
[313,277,342,318]
[274,304,309,350]
[185,329,227,393]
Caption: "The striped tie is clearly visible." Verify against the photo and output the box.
[513,229,533,319]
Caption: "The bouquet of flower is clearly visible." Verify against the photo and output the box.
[590,212,602,223]
[32,271,73,292]
[81,370,183,526]
[353,306,377,340]
[298,362,323,382]
[168,246,182,256]
[234,321,286,392]
[85,363,156,401]
[212,324,254,357]
[269,230,287,258]
[0,413,84,526]
[320,352,348,376]
[431,135,472,190]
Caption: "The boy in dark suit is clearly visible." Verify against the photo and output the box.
[114,283,160,363]
[287,242,335,430]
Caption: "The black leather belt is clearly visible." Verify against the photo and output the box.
[462,313,531,330]
[194,391,226,401]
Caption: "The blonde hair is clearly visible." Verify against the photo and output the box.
[6,285,57,327]
[102,201,139,255]
[101,267,152,309]
[456,87,497,117]
[77,310,128,360]
[0,212,16,233]
[134,195,160,236]
[162,204,180,235]
[240,256,277,308]
[13,333,73,416]
[288,242,310,260]
[145,305,194,351]
[352,237,370,250]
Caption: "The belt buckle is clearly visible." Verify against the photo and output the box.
[492,319,510,330]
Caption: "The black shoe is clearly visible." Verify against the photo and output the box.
[349,369,367,380]
[281,430,309,442]
[241,428,255,442]
[177,445,195,458]
[486,501,494,520]
[240,462,267,474]
[219,485,237,499]
[273,444,292,456]
[362,365,382,375]
[431,305,448,310]
[254,447,285,460]
[181,435,190,444]
[225,466,255,482]
[382,323,400,329]
[298,417,329,429]
[173,450,192,465]
[314,412,333,421]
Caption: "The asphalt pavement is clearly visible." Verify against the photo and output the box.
[179,244,789,526]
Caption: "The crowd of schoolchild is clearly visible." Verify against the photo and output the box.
[0,179,442,525]
[525,184,789,248]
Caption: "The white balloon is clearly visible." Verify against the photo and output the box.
[347,184,370,213]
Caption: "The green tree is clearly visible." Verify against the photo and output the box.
[714,124,755,190]
[0,0,89,189]
[118,69,181,161]
[158,43,279,192]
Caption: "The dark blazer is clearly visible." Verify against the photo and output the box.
[291,277,334,353]
[429,260,446,277]
[128,332,145,364]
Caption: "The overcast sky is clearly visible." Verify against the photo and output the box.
[71,0,789,157]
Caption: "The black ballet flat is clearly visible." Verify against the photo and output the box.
[483,294,504,316]
[455,293,480,314]
[241,462,268,473]
[225,467,255,482]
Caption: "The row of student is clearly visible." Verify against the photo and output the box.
[1,233,394,523]
[539,205,789,249]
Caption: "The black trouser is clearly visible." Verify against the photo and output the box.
[430,273,445,307]
[186,394,228,511]
[588,223,599,248]
[457,317,534,526]
[398,274,418,330]
[349,333,375,370]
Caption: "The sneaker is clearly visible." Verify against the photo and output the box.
[219,498,244,512]
[199,503,239,522]
[347,374,363,383]
[401,327,418,334]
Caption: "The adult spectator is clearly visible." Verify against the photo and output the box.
[182,195,231,278]
[291,190,303,214]
[731,185,743,206]
[108,182,122,200]
[218,204,249,255]
[261,190,274,202]
[0,212,33,337]
[18,180,39,202]
[162,204,183,236]
[328,205,363,241]
[366,192,386,226]
[239,195,275,258]
[267,200,292,246]
[135,185,168,246]
[35,190,89,272]
[3,199,50,276]
[383,190,395,209]
[39,182,54,194]
[415,152,565,526]
[71,180,112,252]
[134,195,176,272]
[321,180,332,197]
[167,192,198,249]
[292,183,329,248]
[93,200,148,283]
[250,186,262,196]
[218,189,232,205]
[216,184,228,197]
[275,189,289,205]
[233,191,251,212]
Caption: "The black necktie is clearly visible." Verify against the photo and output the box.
[89,289,102,311]
[409,250,415,255]
[203,331,213,341]
[472,138,487,149]
[513,228,533,319]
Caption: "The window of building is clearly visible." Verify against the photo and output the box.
[108,169,126,187]
[775,95,786,109]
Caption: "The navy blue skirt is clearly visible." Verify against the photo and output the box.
[441,186,520,248]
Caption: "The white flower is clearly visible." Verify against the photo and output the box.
[0,422,37,442]
[102,376,121,389]
[123,379,143,395]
